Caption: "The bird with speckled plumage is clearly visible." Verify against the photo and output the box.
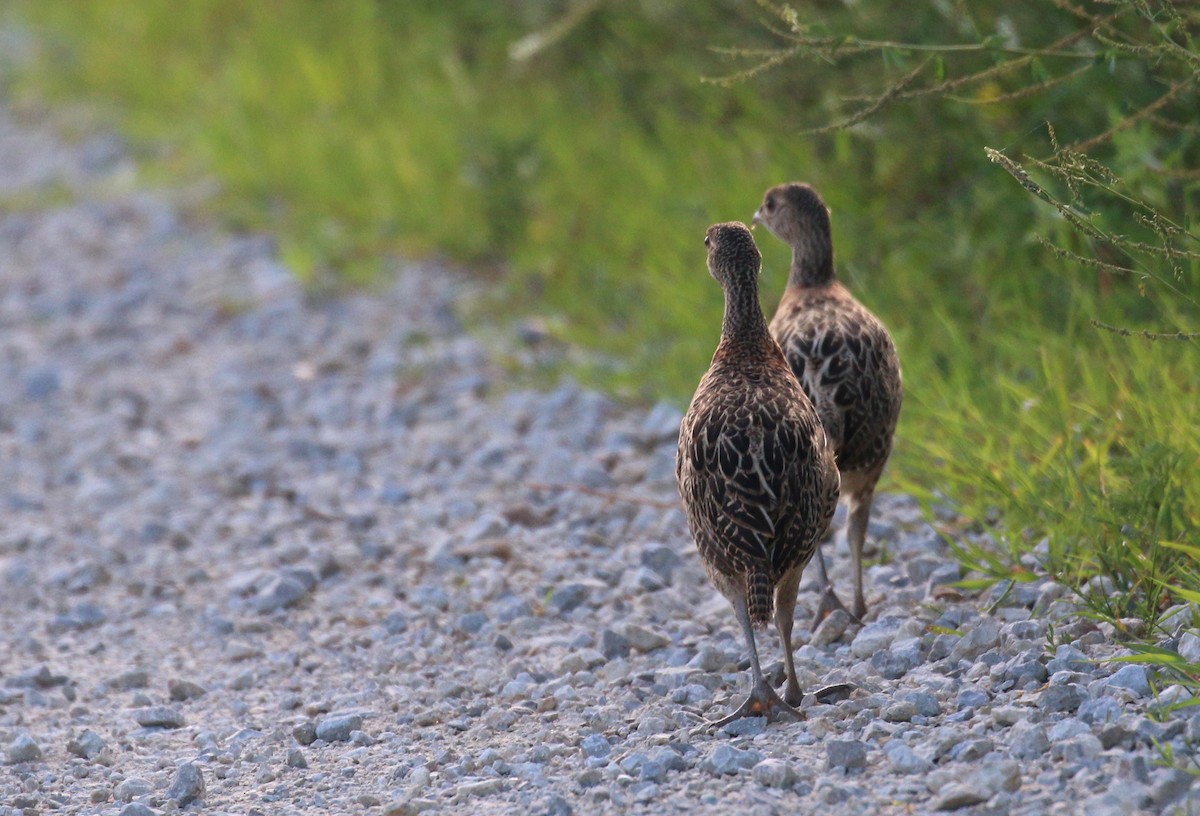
[676,221,840,724]
[753,182,903,623]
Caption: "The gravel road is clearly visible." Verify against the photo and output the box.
[1,97,1198,816]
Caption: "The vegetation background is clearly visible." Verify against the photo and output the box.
[3,1,1197,640]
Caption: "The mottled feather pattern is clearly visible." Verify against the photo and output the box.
[677,336,839,626]
[770,282,902,476]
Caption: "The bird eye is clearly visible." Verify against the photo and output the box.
[765,198,776,212]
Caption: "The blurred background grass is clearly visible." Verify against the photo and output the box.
[4,0,1198,628]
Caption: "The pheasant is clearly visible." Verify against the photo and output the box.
[753,182,903,623]
[677,221,840,723]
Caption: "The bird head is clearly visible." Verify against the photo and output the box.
[705,221,761,287]
[752,182,832,248]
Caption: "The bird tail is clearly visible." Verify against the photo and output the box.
[747,569,773,628]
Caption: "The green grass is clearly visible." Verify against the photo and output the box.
[6,0,1198,630]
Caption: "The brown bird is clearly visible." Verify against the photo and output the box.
[753,182,903,623]
[677,222,840,724]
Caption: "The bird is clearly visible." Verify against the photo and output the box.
[677,221,840,724]
[752,182,903,623]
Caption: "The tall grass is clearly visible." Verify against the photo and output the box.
[6,0,1198,627]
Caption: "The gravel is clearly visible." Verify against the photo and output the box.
[0,88,1197,815]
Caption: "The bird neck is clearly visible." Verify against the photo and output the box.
[788,235,836,288]
[721,274,770,343]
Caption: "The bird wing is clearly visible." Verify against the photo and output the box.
[681,394,809,571]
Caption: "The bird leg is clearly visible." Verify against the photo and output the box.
[809,543,859,628]
[713,596,803,726]
[846,489,874,621]
[773,568,804,707]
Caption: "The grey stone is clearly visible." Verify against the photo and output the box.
[48,602,107,632]
[167,678,208,701]
[287,748,308,768]
[580,734,610,758]
[1177,631,1200,663]
[641,402,682,443]
[254,572,312,613]
[456,611,489,634]
[949,738,993,761]
[293,722,317,745]
[850,618,902,658]
[167,762,205,807]
[1078,696,1123,725]
[933,784,988,810]
[826,739,868,771]
[896,690,941,717]
[5,733,42,764]
[548,583,590,612]
[617,623,669,652]
[1045,643,1088,674]
[119,804,159,816]
[384,611,408,634]
[703,744,761,775]
[315,713,363,742]
[872,643,920,679]
[133,706,185,729]
[108,669,151,690]
[882,701,917,722]
[1037,684,1085,713]
[1106,664,1151,697]
[1150,767,1194,806]
[884,741,932,774]
[949,617,1002,662]
[968,759,1021,795]
[1047,718,1090,741]
[23,365,61,400]
[66,729,107,760]
[752,758,798,788]
[956,688,989,709]
[811,608,853,646]
[1008,720,1050,758]
[1050,733,1103,762]
[116,777,153,801]
[720,717,766,737]
[687,644,726,672]
[597,628,630,660]
[654,746,688,772]
[640,544,683,582]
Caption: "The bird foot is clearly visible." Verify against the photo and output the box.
[811,682,856,705]
[711,681,803,727]
[810,586,863,629]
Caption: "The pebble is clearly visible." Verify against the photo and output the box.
[752,758,798,788]
[167,761,206,806]
[883,741,932,774]
[168,678,208,701]
[811,609,853,646]
[5,733,42,764]
[1037,684,1085,713]
[1106,664,1152,697]
[134,706,186,729]
[116,777,153,801]
[616,622,670,652]
[826,740,868,771]
[316,713,364,742]
[66,729,107,760]
[1008,720,1050,758]
[703,744,761,775]
[119,804,159,816]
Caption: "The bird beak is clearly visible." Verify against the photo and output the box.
[751,209,764,227]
